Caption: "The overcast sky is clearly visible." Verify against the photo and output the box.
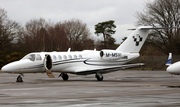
[1,0,154,43]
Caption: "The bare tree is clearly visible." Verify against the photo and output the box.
[23,18,93,52]
[63,19,91,50]
[47,22,69,51]
[0,7,22,52]
[136,0,180,55]
[23,18,51,52]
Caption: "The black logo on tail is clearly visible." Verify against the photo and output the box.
[133,34,143,46]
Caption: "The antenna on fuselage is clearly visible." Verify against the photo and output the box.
[67,48,71,52]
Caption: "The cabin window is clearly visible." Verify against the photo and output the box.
[68,55,72,59]
[53,55,57,60]
[79,54,82,59]
[58,55,62,60]
[36,54,42,60]
[63,55,67,60]
[74,55,77,59]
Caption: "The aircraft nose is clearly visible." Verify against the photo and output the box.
[1,65,10,73]
[166,66,171,73]
[166,65,177,74]
[1,62,18,73]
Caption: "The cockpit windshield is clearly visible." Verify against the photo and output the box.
[21,54,35,61]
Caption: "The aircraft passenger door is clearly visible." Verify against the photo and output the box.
[43,54,54,78]
[43,54,52,71]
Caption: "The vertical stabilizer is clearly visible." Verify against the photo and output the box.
[116,26,152,53]
[166,53,172,66]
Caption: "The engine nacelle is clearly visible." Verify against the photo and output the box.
[100,50,127,60]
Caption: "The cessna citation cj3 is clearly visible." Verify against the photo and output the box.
[1,26,163,82]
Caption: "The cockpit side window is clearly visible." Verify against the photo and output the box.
[29,54,35,61]
[22,54,35,61]
[36,54,42,60]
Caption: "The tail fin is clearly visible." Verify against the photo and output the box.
[166,53,172,66]
[116,26,170,53]
[116,26,153,53]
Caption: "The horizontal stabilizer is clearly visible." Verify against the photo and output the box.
[140,27,176,30]
[128,27,176,30]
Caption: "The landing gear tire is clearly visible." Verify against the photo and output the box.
[17,75,23,82]
[95,74,103,81]
[62,73,69,81]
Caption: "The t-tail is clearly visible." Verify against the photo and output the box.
[166,53,172,66]
[116,26,169,53]
[116,26,154,53]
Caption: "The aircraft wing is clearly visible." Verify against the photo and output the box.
[75,63,144,75]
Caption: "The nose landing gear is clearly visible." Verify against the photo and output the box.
[16,75,23,82]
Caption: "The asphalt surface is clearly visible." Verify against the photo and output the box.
[0,70,180,107]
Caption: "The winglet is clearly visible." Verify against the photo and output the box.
[166,53,172,66]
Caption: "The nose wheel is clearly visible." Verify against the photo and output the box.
[17,75,23,82]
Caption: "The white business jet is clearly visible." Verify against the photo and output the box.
[166,53,180,75]
[1,26,162,82]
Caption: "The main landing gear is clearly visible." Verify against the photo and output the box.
[95,72,103,81]
[16,75,23,82]
[58,72,103,81]
[59,73,69,81]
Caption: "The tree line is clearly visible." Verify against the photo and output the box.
[0,7,118,68]
[136,0,180,56]
[21,18,95,52]
[1,0,180,69]
[0,14,94,67]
